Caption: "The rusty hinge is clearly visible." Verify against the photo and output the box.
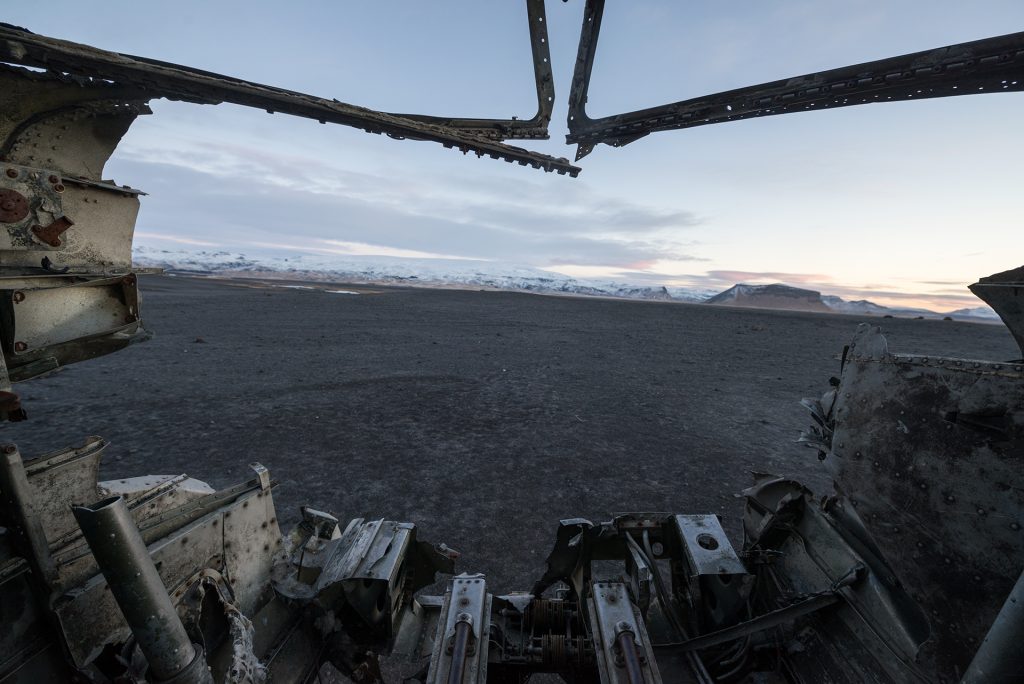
[31,215,74,247]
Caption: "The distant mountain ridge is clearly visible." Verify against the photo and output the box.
[132,246,999,323]
[132,247,717,303]
[708,283,998,322]
[706,284,832,312]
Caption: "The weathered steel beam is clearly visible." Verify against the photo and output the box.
[567,0,1024,159]
[386,0,556,141]
[0,23,580,177]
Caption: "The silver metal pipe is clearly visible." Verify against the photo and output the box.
[72,495,206,682]
[961,567,1024,684]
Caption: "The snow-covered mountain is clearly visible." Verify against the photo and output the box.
[821,296,896,316]
[132,247,999,322]
[132,246,716,302]
[945,306,1001,321]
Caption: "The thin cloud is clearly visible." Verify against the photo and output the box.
[703,270,833,285]
[119,142,707,270]
[134,231,222,247]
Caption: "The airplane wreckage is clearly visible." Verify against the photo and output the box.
[0,1,1022,682]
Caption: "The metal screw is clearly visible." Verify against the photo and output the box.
[13,342,27,352]
[12,291,24,303]
[54,184,65,193]
[4,168,16,178]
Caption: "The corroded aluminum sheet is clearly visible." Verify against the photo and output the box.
[826,324,1024,675]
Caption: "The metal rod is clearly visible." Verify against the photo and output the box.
[447,620,471,684]
[961,567,1024,684]
[0,443,57,586]
[656,592,840,653]
[616,631,644,684]
[72,496,203,682]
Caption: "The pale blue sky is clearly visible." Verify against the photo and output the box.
[6,2,1023,308]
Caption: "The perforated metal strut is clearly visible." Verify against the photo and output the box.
[567,0,1024,159]
[0,22,581,177]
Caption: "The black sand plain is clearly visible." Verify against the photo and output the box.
[4,275,1019,591]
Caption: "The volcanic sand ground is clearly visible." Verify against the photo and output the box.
[4,274,1019,592]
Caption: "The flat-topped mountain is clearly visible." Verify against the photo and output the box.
[705,283,832,312]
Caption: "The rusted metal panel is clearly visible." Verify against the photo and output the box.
[4,274,139,354]
[0,182,141,274]
[72,496,202,681]
[969,266,1024,359]
[54,510,225,668]
[222,485,284,617]
[22,436,106,545]
[0,163,66,252]
[825,324,1024,675]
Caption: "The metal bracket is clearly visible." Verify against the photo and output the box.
[427,574,490,684]
[589,582,662,683]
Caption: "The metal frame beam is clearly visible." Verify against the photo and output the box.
[566,0,1024,160]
